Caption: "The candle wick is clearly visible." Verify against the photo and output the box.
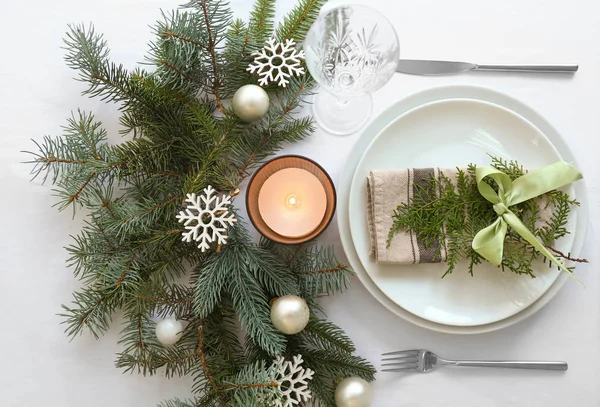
[285,194,300,209]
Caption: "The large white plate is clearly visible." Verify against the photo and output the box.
[349,98,574,326]
[338,85,588,334]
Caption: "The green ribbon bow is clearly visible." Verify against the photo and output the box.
[471,161,582,277]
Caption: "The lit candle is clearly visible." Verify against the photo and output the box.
[246,155,336,244]
[258,168,327,238]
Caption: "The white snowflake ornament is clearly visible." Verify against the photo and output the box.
[176,185,237,252]
[247,38,306,87]
[272,355,314,407]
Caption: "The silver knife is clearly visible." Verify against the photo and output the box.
[397,59,579,75]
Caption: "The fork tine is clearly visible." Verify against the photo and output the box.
[381,360,419,368]
[381,366,419,372]
[381,355,419,362]
[381,350,419,357]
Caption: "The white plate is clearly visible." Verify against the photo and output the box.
[349,98,574,326]
[338,85,588,334]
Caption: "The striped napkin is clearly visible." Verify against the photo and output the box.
[367,168,456,265]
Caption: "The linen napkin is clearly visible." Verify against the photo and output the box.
[367,168,456,265]
[366,168,552,265]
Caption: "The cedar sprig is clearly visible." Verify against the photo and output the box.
[388,156,583,277]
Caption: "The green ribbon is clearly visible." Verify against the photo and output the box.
[471,161,582,277]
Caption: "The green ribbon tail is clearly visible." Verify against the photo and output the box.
[473,161,583,282]
[471,218,507,266]
[503,211,582,284]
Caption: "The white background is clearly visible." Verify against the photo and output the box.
[1,0,599,406]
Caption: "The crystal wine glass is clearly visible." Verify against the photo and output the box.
[304,5,400,135]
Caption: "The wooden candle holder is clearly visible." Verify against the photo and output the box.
[246,155,336,244]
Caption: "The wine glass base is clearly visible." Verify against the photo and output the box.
[312,92,373,136]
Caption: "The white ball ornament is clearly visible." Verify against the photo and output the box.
[270,295,310,335]
[335,377,373,407]
[231,84,270,122]
[155,317,184,346]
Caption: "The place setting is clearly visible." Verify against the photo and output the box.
[276,3,587,334]
[23,0,590,406]
[241,1,587,401]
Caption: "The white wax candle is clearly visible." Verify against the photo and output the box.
[258,168,327,238]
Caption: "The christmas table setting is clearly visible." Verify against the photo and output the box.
[1,0,599,406]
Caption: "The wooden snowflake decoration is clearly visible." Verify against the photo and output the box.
[271,355,314,407]
[176,185,237,252]
[247,38,305,87]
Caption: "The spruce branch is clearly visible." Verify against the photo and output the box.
[228,261,286,356]
[200,0,225,112]
[221,20,256,97]
[196,324,229,407]
[158,398,198,407]
[249,0,277,43]
[276,0,326,41]
[302,350,376,381]
[147,10,210,96]
[30,2,378,406]
[181,0,233,112]
[299,318,356,354]
[60,286,120,339]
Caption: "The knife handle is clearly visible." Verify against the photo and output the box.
[474,64,578,73]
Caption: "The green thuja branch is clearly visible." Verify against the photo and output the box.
[388,156,583,277]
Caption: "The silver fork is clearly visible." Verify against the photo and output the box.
[381,350,568,373]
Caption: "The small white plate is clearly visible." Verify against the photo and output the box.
[338,85,588,333]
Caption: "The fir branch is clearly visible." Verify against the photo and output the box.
[131,73,187,102]
[302,350,376,380]
[221,20,256,97]
[228,264,286,356]
[307,372,336,407]
[296,246,353,299]
[196,324,229,407]
[299,317,356,354]
[218,360,279,404]
[63,23,129,102]
[249,0,277,43]
[31,4,376,407]
[193,252,230,318]
[60,286,121,339]
[275,0,325,41]
[200,1,225,112]
[302,349,376,407]
[25,111,121,211]
[135,295,193,304]
[158,398,198,407]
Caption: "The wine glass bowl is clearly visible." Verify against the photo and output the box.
[304,5,400,135]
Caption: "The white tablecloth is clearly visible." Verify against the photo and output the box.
[1,0,599,406]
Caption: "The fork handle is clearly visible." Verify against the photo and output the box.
[474,64,578,73]
[452,360,568,371]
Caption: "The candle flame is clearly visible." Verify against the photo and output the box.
[285,194,300,209]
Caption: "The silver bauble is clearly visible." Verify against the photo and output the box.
[335,377,373,407]
[270,295,310,335]
[231,84,270,122]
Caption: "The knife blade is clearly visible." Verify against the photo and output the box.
[396,59,579,75]
[397,59,476,75]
